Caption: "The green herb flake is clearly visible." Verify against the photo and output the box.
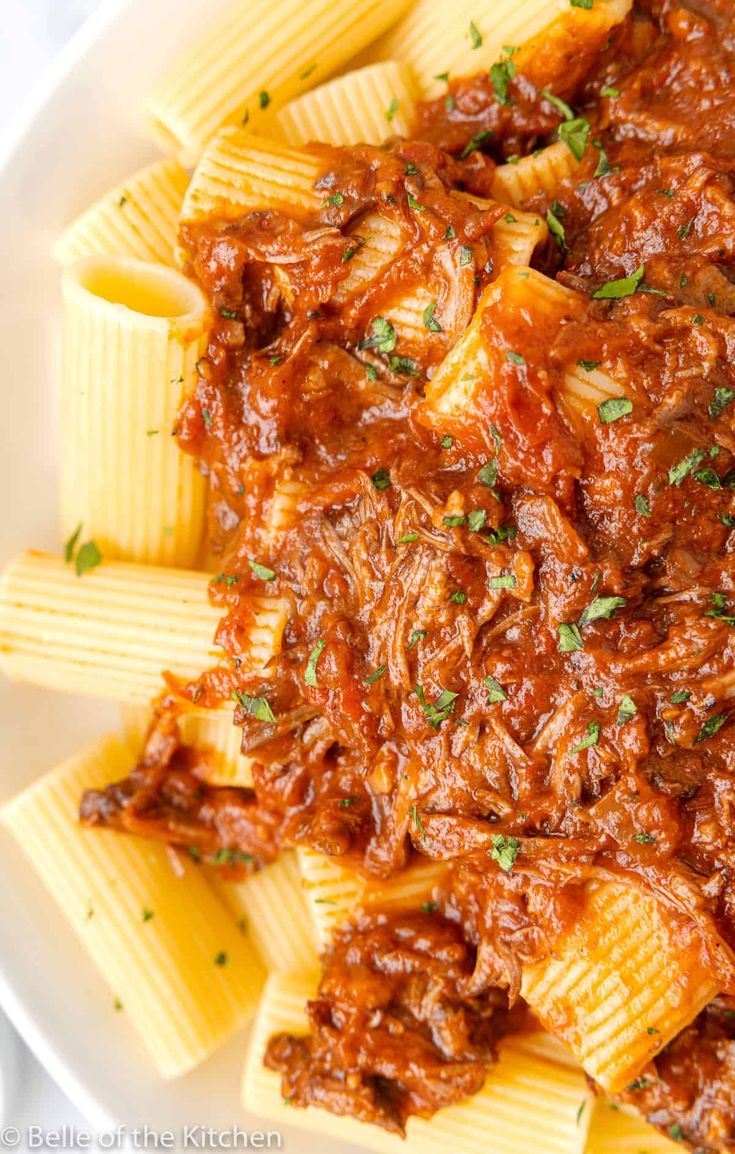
[592,265,644,299]
[505,350,525,365]
[694,713,727,744]
[693,467,723,490]
[325,191,344,207]
[359,316,397,354]
[421,900,438,913]
[647,1027,660,1035]
[469,20,482,48]
[558,116,591,161]
[342,240,365,263]
[558,623,584,652]
[490,58,516,105]
[365,664,388,686]
[633,832,655,844]
[414,684,459,729]
[601,85,620,96]
[365,364,378,381]
[386,96,399,122]
[671,690,692,704]
[398,531,420,543]
[220,307,238,319]
[598,396,633,424]
[546,206,567,249]
[388,354,420,376]
[577,359,601,372]
[579,595,626,626]
[423,301,442,332]
[214,951,228,966]
[64,523,82,563]
[410,803,427,841]
[459,245,473,266]
[142,908,155,922]
[449,589,468,604]
[468,508,487,532]
[248,559,277,582]
[443,514,467,528]
[441,434,453,448]
[541,89,575,120]
[435,72,450,83]
[113,997,124,1011]
[576,1100,587,1126]
[202,407,213,428]
[678,216,696,240]
[339,797,355,808]
[490,574,517,589]
[258,91,270,109]
[372,468,392,491]
[305,639,327,687]
[669,1124,684,1142]
[710,387,735,419]
[232,691,276,723]
[617,694,637,724]
[668,447,705,486]
[490,834,520,873]
[635,494,651,516]
[484,675,507,703]
[75,540,102,578]
[477,460,498,489]
[460,129,494,159]
[628,1078,653,1092]
[407,192,425,213]
[408,628,427,650]
[720,514,735,527]
[570,721,600,754]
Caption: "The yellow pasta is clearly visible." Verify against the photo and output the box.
[520,880,718,1094]
[586,1100,682,1154]
[243,971,593,1154]
[558,362,636,437]
[0,552,288,706]
[122,702,254,786]
[0,552,219,703]
[331,212,406,306]
[0,735,266,1079]
[61,255,209,567]
[491,142,580,208]
[211,851,318,974]
[147,0,412,164]
[276,62,418,146]
[53,160,189,267]
[423,266,578,423]
[371,0,631,99]
[298,848,451,949]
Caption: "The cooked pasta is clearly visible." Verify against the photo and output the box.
[53,160,189,267]
[61,255,209,566]
[276,62,418,147]
[585,1101,682,1154]
[243,972,593,1154]
[521,881,718,1093]
[491,142,579,208]
[211,851,318,974]
[147,0,412,163]
[0,735,266,1078]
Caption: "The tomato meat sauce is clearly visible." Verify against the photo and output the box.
[81,0,735,1144]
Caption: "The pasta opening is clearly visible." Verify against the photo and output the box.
[68,255,205,320]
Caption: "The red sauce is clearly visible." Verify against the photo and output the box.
[81,1,735,1143]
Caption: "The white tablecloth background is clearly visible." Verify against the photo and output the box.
[2,0,105,1136]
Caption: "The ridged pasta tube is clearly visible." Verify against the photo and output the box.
[276,62,418,146]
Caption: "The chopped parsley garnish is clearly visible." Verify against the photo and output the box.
[628,1078,653,1092]
[372,468,391,490]
[459,245,473,265]
[113,998,124,1011]
[570,721,600,754]
[593,265,644,299]
[443,514,467,527]
[593,141,616,179]
[468,508,487,531]
[647,1027,660,1035]
[441,434,453,448]
[601,84,620,96]
[598,396,633,424]
[435,72,450,83]
[405,161,419,175]
[469,20,482,48]
[576,1101,587,1126]
[386,97,399,122]
[449,589,468,604]
[559,117,591,161]
[214,952,228,966]
[484,675,507,703]
[342,239,365,262]
[339,797,356,808]
[398,531,419,543]
[558,623,584,652]
[633,832,655,844]
[365,664,388,685]
[407,192,425,213]
[577,359,601,372]
[305,639,326,687]
[388,354,420,376]
[490,834,520,873]
[546,206,567,249]
[444,224,457,240]
[541,89,575,121]
[142,908,155,922]
[360,316,397,354]
[408,628,427,649]
[693,467,723,490]
[678,215,696,240]
[460,129,494,159]
[248,559,276,581]
[705,591,735,626]
[325,191,344,207]
[720,514,735,527]
[75,539,102,577]
[232,692,276,723]
[258,91,270,109]
[710,387,735,419]
[668,1124,684,1142]
[505,350,525,365]
[213,572,239,587]
[671,690,692,704]
[423,301,442,332]
[64,523,82,563]
[414,684,458,728]
[477,460,499,489]
[668,447,705,486]
[617,694,637,724]
[365,364,378,381]
[410,804,427,841]
[490,574,517,589]
[421,900,438,913]
[202,407,213,428]
[579,595,626,626]
[635,494,651,516]
[693,713,727,744]
[220,307,238,319]
[490,58,516,105]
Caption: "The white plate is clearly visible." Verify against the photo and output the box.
[0,4,362,1147]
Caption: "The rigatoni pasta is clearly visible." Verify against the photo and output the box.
[53,160,189,267]
[0,735,266,1079]
[147,0,413,163]
[61,255,209,566]
[276,62,418,146]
